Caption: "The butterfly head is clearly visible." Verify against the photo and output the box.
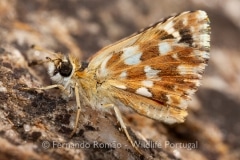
[47,55,72,76]
[46,54,75,85]
[46,53,89,85]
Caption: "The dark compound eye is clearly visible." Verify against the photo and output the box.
[59,61,73,77]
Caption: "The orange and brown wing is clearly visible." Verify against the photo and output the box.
[90,10,210,123]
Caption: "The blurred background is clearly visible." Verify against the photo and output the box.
[0,0,240,160]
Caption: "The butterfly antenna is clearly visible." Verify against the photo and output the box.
[31,45,58,57]
[29,45,55,66]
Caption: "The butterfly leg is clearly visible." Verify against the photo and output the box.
[103,104,142,154]
[37,84,65,91]
[23,83,81,137]
[22,84,70,96]
[70,82,81,137]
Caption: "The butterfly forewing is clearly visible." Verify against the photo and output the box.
[88,10,210,124]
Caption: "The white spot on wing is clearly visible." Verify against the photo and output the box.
[114,84,127,90]
[186,88,196,96]
[144,66,160,79]
[198,34,210,47]
[196,10,207,21]
[119,71,127,79]
[193,50,209,59]
[162,22,180,40]
[177,65,188,74]
[167,27,175,34]
[99,54,112,77]
[158,42,172,55]
[163,20,174,31]
[177,64,206,75]
[136,87,152,97]
[172,53,179,60]
[125,53,142,65]
[122,46,142,65]
[141,80,153,87]
[172,31,180,39]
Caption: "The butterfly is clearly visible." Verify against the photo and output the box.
[29,10,210,154]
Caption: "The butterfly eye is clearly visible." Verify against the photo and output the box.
[59,61,73,77]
